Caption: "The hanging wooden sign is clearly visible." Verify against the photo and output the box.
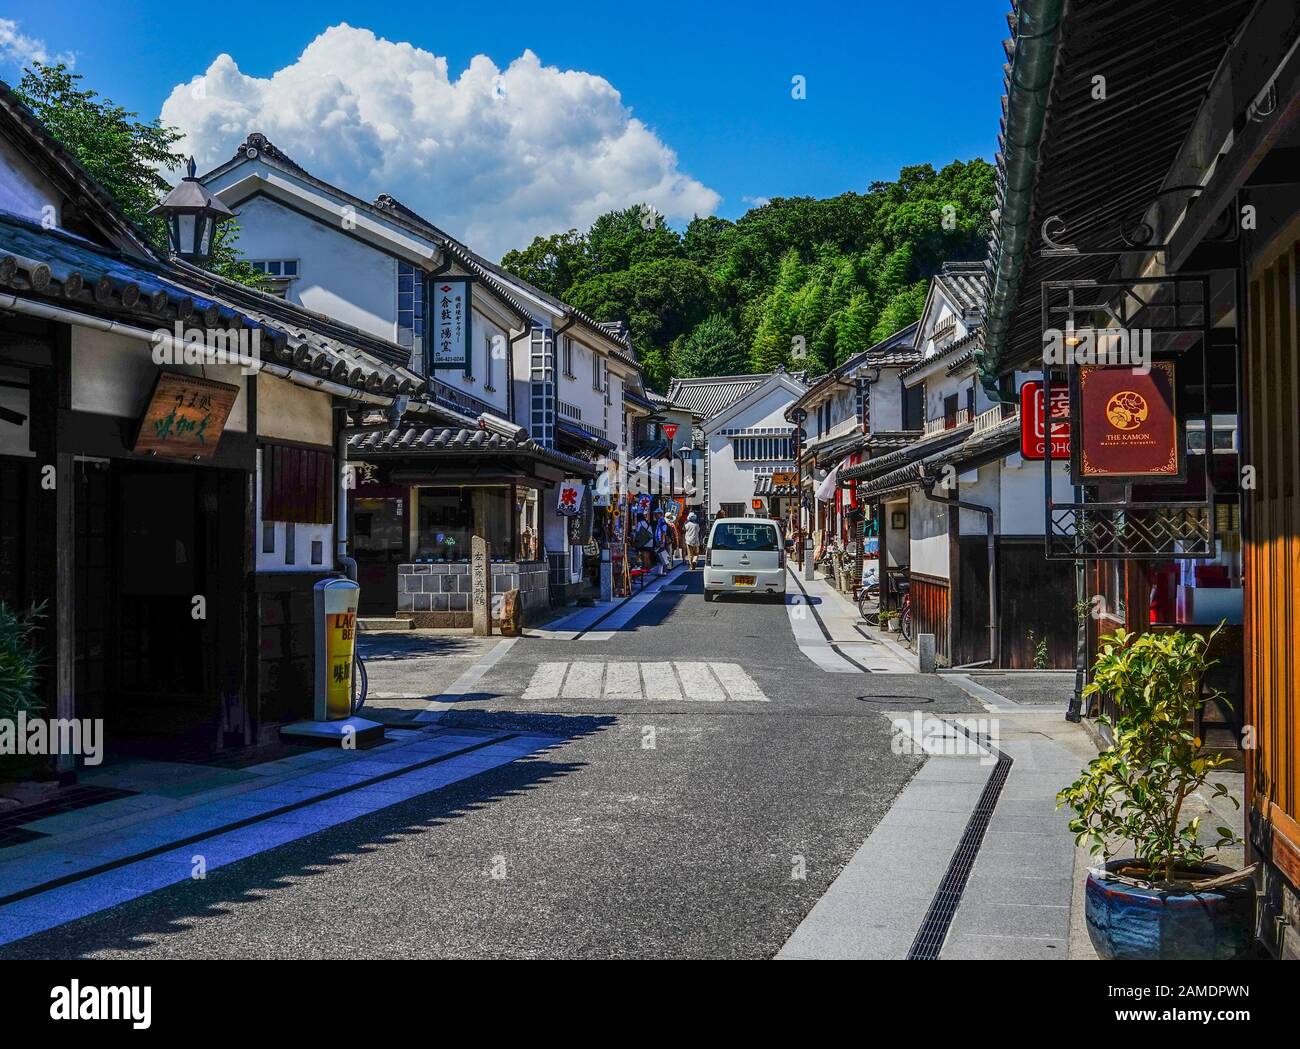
[132,371,240,461]
[1072,361,1183,482]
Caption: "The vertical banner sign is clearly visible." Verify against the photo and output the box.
[429,277,472,371]
[1073,361,1182,481]
[1019,381,1071,460]
[557,478,585,517]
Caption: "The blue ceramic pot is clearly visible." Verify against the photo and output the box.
[1085,859,1254,960]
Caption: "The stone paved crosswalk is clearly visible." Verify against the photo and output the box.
[522,661,770,702]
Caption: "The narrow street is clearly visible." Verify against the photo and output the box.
[0,568,990,959]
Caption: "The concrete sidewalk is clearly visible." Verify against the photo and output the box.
[778,675,1094,959]
[0,723,561,947]
[785,567,916,674]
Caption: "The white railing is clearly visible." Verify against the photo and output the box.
[973,403,1017,434]
[922,407,972,436]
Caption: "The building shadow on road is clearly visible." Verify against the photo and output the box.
[0,713,615,960]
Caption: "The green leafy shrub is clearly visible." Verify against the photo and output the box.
[1057,625,1240,885]
[0,602,46,720]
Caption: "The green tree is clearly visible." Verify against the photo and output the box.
[670,313,746,378]
[14,63,263,288]
[585,205,683,275]
[499,229,588,299]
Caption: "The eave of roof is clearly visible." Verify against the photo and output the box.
[978,0,1254,389]
[0,213,425,403]
[348,425,596,475]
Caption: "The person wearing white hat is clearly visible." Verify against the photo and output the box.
[683,510,703,570]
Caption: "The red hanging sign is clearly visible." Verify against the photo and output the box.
[1019,381,1071,460]
[661,423,679,441]
[1074,362,1182,481]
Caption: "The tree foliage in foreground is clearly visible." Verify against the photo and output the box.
[501,160,996,391]
[14,63,264,287]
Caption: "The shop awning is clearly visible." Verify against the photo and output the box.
[348,425,597,477]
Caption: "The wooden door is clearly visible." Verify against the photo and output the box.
[1245,229,1300,878]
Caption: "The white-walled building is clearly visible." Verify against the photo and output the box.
[674,369,809,521]
[841,262,1075,668]
[199,133,649,619]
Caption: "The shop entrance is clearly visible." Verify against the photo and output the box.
[75,458,247,757]
[350,486,408,615]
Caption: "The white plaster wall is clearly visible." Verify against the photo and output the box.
[226,195,397,345]
[0,137,59,226]
[909,488,949,579]
[706,385,801,516]
[869,373,905,431]
[256,373,332,446]
[72,328,248,431]
[1000,454,1072,534]
[956,462,1001,535]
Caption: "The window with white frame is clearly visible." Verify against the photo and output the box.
[249,260,300,299]
[562,336,575,378]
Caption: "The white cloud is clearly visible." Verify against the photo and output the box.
[159,24,720,259]
[0,19,74,70]
[742,195,771,209]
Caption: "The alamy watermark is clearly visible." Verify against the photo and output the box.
[594,454,704,505]
[890,713,1000,766]
[0,713,104,766]
[150,322,262,375]
[1042,327,1151,373]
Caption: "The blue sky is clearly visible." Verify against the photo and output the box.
[2,1,1007,253]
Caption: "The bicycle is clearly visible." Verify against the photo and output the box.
[350,651,368,714]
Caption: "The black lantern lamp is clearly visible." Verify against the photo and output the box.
[148,157,234,264]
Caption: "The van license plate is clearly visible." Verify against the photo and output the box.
[733,575,756,586]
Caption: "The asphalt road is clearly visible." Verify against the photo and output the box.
[3,570,982,959]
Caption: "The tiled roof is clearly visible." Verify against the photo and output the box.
[934,261,988,315]
[852,416,1019,499]
[0,213,427,403]
[901,327,983,380]
[864,430,922,453]
[348,425,595,474]
[785,323,920,420]
[664,374,767,419]
[557,418,615,454]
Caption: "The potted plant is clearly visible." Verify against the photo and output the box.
[1057,625,1253,960]
[881,610,900,634]
[1,602,47,783]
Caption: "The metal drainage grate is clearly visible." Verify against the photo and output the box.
[905,725,1013,960]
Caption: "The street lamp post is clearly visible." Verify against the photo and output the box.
[148,157,235,265]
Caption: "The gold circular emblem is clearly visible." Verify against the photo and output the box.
[1105,390,1148,431]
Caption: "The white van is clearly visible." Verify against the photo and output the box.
[702,517,786,601]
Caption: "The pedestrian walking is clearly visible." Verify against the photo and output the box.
[653,508,673,576]
[632,513,656,577]
[683,511,703,569]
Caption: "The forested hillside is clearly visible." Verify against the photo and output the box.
[500,159,996,390]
